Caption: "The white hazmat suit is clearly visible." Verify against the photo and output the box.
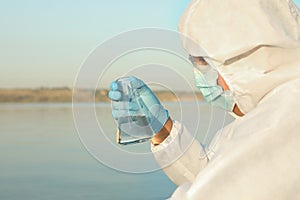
[151,0,300,199]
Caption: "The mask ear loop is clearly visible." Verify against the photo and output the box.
[202,56,224,71]
[204,57,242,118]
[188,54,224,70]
[201,56,232,91]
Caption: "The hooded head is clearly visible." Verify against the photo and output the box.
[179,0,300,114]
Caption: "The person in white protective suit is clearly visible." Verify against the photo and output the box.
[109,0,300,199]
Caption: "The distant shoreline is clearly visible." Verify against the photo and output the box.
[0,88,203,103]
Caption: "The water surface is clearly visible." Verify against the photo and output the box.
[0,103,233,200]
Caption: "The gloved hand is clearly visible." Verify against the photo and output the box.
[108,76,169,134]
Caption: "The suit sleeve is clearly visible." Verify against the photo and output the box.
[151,120,210,186]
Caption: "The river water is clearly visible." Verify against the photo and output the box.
[0,103,233,200]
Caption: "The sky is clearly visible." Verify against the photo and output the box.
[0,0,300,89]
[0,0,190,88]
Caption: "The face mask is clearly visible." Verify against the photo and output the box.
[193,65,236,112]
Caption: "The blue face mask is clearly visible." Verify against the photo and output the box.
[193,64,236,112]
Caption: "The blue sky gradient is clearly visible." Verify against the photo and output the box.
[0,0,299,88]
[0,0,190,88]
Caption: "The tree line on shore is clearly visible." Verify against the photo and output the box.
[0,88,203,103]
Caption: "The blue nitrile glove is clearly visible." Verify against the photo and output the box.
[108,76,169,133]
